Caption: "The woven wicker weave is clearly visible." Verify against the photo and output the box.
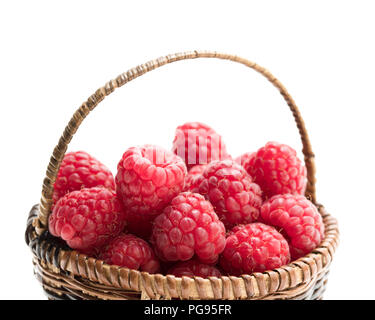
[25,51,339,300]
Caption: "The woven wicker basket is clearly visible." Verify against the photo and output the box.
[25,51,339,300]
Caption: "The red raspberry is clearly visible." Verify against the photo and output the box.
[115,145,187,238]
[184,164,207,191]
[260,194,324,260]
[49,187,126,251]
[151,192,226,264]
[245,142,307,199]
[172,122,230,170]
[52,151,115,205]
[167,259,222,278]
[188,160,263,228]
[235,152,256,168]
[220,223,290,275]
[99,234,160,274]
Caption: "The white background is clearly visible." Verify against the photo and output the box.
[1,1,374,300]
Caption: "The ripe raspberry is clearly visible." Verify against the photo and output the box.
[116,145,187,238]
[49,187,126,251]
[260,194,324,260]
[235,152,256,168]
[184,164,207,191]
[172,122,230,170]
[99,234,160,274]
[188,160,262,228]
[245,142,307,199]
[220,223,290,275]
[52,151,115,205]
[167,259,222,278]
[151,192,226,264]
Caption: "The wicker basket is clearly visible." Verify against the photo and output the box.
[25,51,339,300]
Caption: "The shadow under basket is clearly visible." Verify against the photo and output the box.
[25,51,339,300]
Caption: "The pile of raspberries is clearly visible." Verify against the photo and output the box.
[49,122,324,278]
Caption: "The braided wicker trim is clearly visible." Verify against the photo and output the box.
[26,204,339,300]
[33,258,330,300]
[35,50,317,234]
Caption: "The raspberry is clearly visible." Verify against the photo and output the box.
[99,234,160,274]
[220,223,290,275]
[52,151,115,205]
[115,145,187,238]
[167,259,222,278]
[184,164,207,191]
[172,122,230,170]
[49,187,126,251]
[260,194,324,260]
[188,160,263,228]
[235,152,256,168]
[245,142,307,199]
[151,192,226,264]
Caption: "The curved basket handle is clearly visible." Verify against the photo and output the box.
[34,51,316,235]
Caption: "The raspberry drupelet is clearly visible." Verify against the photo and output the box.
[172,122,230,170]
[99,234,160,274]
[116,145,187,238]
[220,223,290,275]
[260,194,324,260]
[188,160,263,229]
[52,151,115,205]
[167,259,222,278]
[151,192,226,264]
[49,187,126,252]
[244,142,307,199]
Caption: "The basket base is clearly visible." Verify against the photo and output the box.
[26,204,337,300]
[33,257,330,300]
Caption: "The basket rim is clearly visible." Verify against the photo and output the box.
[27,203,339,300]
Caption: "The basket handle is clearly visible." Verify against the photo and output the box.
[34,51,316,235]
